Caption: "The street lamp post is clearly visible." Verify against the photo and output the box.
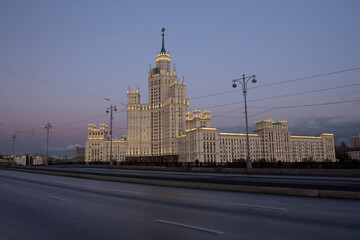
[12,133,16,166]
[106,105,117,165]
[45,123,52,166]
[232,74,257,170]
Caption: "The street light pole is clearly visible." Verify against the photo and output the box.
[45,123,52,166]
[106,105,117,165]
[12,133,16,166]
[232,74,257,170]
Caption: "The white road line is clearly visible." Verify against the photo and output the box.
[87,185,141,194]
[155,219,223,235]
[114,189,141,194]
[230,203,287,211]
[45,195,65,201]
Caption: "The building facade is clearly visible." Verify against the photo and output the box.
[14,154,45,166]
[346,148,360,161]
[350,133,360,148]
[85,29,336,164]
[75,147,85,160]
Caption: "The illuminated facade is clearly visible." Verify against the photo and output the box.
[85,29,336,163]
[85,124,127,162]
[177,116,335,163]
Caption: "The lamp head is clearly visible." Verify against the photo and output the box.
[106,110,109,113]
[252,78,257,84]
[232,82,237,88]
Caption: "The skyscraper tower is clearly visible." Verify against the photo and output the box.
[126,28,189,161]
[147,28,189,157]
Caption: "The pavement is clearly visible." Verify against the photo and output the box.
[0,169,359,240]
[2,166,360,199]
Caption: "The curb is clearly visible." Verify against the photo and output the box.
[2,167,359,200]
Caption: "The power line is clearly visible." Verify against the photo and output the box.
[2,95,359,136]
[3,99,358,153]
[189,66,360,100]
[213,99,360,119]
[250,66,360,90]
[50,126,89,134]
[263,99,360,110]
[2,66,360,142]
[96,98,360,130]
[0,111,126,139]
[190,90,238,100]
[53,114,108,128]
[212,107,244,118]
[193,82,360,110]
[249,83,360,103]
[0,67,116,102]
[247,99,360,118]
[17,88,344,132]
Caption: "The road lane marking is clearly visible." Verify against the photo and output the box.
[88,185,142,194]
[155,219,223,235]
[114,189,141,194]
[230,203,287,211]
[45,195,65,201]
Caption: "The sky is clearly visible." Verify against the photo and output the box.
[0,0,359,156]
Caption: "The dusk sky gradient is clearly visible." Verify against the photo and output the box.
[1,0,360,155]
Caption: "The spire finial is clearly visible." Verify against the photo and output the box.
[161,28,166,53]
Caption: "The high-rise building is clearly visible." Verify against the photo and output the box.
[350,133,360,148]
[126,28,189,162]
[85,29,336,164]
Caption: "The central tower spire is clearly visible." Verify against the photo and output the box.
[160,27,166,53]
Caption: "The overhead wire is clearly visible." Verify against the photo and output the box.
[2,66,360,145]
[0,67,117,103]
[4,95,360,136]
[189,66,360,100]
[3,65,359,104]
[213,99,360,119]
[192,82,360,111]
[249,66,360,90]
[52,114,108,128]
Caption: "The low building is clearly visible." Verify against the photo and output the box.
[14,154,27,165]
[345,148,360,161]
[32,154,45,165]
[178,114,335,163]
[85,124,127,163]
[14,154,45,165]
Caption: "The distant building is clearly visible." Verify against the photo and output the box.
[32,154,45,165]
[345,148,360,161]
[85,29,336,164]
[86,124,127,163]
[178,116,335,163]
[350,133,360,148]
[346,149,360,160]
[14,154,45,165]
[14,154,27,165]
[76,147,85,160]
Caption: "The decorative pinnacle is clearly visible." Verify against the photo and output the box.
[161,28,166,53]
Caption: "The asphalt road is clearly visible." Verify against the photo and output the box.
[0,170,360,240]
[22,166,360,191]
